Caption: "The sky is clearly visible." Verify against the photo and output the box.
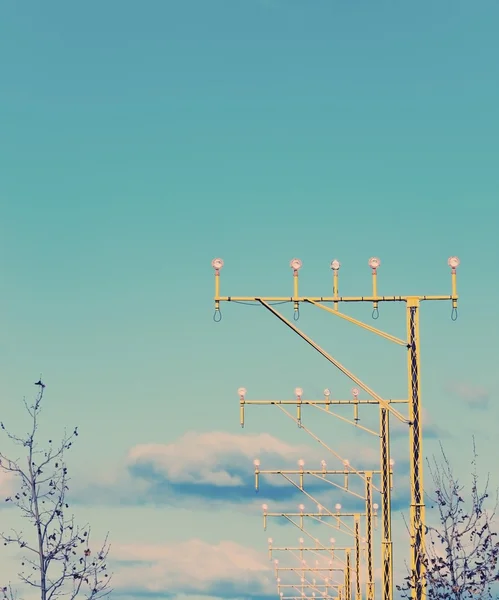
[1,0,498,598]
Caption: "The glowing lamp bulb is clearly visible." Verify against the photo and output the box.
[330,259,341,271]
[274,559,279,565]
[448,256,460,269]
[253,459,260,467]
[290,258,303,271]
[373,503,379,510]
[368,257,381,270]
[295,387,303,398]
[335,503,342,511]
[321,459,326,467]
[343,459,350,467]
[351,387,359,398]
[268,537,273,544]
[330,537,336,545]
[299,504,305,511]
[299,537,304,544]
[211,257,224,270]
[262,504,268,511]
[390,458,395,466]
[237,387,247,398]
[323,388,331,397]
[298,459,305,467]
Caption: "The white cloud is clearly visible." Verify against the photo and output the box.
[111,539,274,598]
[127,431,312,487]
[127,431,381,487]
[0,469,16,497]
[447,381,490,409]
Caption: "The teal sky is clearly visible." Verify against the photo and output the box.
[1,1,498,598]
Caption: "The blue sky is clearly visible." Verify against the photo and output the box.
[1,0,498,598]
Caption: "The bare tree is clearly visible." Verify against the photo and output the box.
[0,381,111,600]
[398,440,499,600]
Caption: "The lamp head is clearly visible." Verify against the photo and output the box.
[368,257,381,270]
[448,256,460,269]
[211,258,224,271]
[290,258,303,271]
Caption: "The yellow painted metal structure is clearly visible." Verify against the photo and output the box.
[211,256,460,600]
[258,465,378,600]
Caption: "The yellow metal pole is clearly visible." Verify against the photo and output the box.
[345,549,351,600]
[365,472,374,600]
[380,407,393,600]
[331,259,340,311]
[291,258,302,318]
[407,298,426,600]
[354,514,361,600]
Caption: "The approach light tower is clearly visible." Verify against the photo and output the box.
[211,255,460,600]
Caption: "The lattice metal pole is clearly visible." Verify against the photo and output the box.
[365,472,374,600]
[407,299,426,600]
[380,407,393,600]
[354,514,361,600]
[344,549,351,600]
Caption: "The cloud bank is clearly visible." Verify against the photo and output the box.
[111,539,275,599]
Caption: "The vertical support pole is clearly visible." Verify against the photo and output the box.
[345,549,351,600]
[407,299,426,600]
[366,472,374,600]
[293,267,299,317]
[214,269,220,310]
[333,267,339,311]
[380,407,393,600]
[354,514,362,600]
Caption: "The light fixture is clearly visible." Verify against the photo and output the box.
[290,258,303,271]
[368,257,381,270]
[237,387,247,399]
[323,388,331,397]
[253,459,260,467]
[448,256,460,269]
[298,459,305,467]
[211,258,224,270]
[295,387,303,398]
[335,503,342,511]
[262,504,268,511]
[330,259,341,271]
[351,387,359,398]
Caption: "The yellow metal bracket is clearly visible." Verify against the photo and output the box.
[307,300,408,347]
[258,299,408,424]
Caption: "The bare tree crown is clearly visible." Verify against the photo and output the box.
[398,440,499,600]
[0,382,112,600]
